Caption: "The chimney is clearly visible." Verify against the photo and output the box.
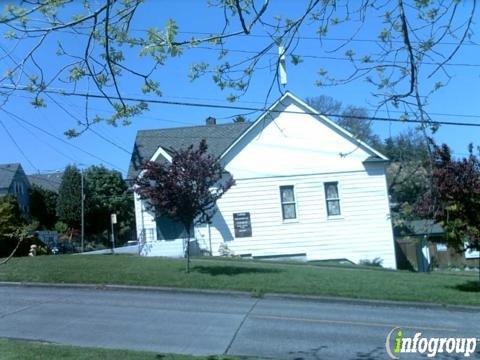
[206,116,216,126]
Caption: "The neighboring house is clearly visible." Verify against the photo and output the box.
[28,171,63,193]
[395,220,479,270]
[0,163,30,215]
[129,92,397,268]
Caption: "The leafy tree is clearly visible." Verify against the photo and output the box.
[383,131,430,201]
[306,95,342,115]
[307,95,380,147]
[56,165,83,230]
[84,165,134,244]
[382,130,429,163]
[233,115,247,123]
[336,106,381,148]
[29,184,58,229]
[0,195,35,260]
[54,221,68,235]
[381,130,430,230]
[0,1,475,134]
[416,144,480,253]
[135,140,233,272]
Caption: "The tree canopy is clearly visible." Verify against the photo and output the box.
[0,1,475,135]
[416,144,480,252]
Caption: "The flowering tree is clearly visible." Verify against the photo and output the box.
[416,143,480,253]
[135,140,233,272]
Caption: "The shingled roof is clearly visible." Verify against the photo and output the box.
[127,122,252,180]
[0,163,21,190]
[28,172,64,193]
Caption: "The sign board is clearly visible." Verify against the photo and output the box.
[233,212,252,238]
[436,243,448,252]
[110,213,117,224]
[465,243,479,259]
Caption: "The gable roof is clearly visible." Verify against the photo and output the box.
[28,172,64,193]
[0,163,21,190]
[220,92,388,162]
[127,92,388,180]
[128,122,252,180]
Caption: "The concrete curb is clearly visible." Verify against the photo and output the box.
[0,281,478,312]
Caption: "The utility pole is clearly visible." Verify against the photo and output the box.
[111,213,117,254]
[81,168,84,253]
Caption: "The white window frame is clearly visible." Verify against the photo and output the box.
[279,185,297,222]
[145,228,156,242]
[324,181,342,218]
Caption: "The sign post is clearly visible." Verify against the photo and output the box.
[110,213,117,254]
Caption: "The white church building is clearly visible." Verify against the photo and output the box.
[128,92,397,268]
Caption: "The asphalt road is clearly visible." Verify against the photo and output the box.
[0,285,479,359]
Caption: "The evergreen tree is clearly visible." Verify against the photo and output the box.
[56,165,83,230]
[30,184,58,229]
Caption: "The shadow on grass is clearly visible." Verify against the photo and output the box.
[451,280,480,292]
[193,265,283,276]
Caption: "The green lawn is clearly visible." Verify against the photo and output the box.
[0,254,478,306]
[0,338,243,360]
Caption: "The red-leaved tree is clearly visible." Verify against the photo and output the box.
[135,140,233,272]
[416,143,480,253]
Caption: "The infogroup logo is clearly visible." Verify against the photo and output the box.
[385,327,478,359]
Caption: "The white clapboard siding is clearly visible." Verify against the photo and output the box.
[221,101,378,179]
[197,166,396,268]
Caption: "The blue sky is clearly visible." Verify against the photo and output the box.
[0,1,479,177]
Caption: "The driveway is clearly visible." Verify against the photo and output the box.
[0,285,478,359]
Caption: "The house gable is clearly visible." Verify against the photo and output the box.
[221,92,387,179]
[0,163,21,192]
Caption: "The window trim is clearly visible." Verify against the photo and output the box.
[324,181,342,218]
[279,185,297,222]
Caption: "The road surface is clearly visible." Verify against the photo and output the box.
[0,285,478,359]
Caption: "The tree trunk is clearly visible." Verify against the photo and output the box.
[185,226,191,273]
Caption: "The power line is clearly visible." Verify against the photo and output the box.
[0,118,39,172]
[18,90,480,121]
[7,92,200,126]
[5,26,479,69]
[17,19,480,47]
[173,30,480,47]
[1,108,125,171]
[45,93,132,155]
[192,45,480,68]
[4,85,480,128]
[88,128,131,155]
[7,113,79,163]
